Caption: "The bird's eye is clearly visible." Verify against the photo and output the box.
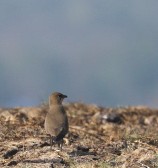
[58,94,62,99]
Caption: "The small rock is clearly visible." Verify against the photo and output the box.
[3,148,18,159]
[7,160,18,166]
[40,141,50,147]
[77,146,90,152]
[144,116,155,125]
[102,113,122,124]
[69,146,92,157]
[0,110,16,123]
[92,157,99,160]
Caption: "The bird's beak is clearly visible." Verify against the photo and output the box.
[62,94,67,98]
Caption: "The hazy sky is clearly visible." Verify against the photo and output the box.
[0,1,158,107]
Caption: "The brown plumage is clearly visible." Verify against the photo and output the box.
[44,92,68,150]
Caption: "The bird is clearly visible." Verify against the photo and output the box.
[44,92,69,150]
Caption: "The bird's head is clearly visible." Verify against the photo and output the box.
[49,92,67,105]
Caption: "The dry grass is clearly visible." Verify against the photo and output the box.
[0,103,158,167]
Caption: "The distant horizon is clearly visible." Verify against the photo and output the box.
[1,97,158,109]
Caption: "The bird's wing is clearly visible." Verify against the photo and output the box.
[44,112,64,136]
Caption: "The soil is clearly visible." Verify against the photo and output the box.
[0,103,158,167]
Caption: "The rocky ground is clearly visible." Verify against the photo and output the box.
[0,103,158,167]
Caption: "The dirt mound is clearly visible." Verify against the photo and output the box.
[0,103,158,167]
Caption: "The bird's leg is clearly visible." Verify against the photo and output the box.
[60,140,63,151]
[58,139,63,151]
[50,135,53,150]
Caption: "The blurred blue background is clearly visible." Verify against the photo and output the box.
[0,1,158,107]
